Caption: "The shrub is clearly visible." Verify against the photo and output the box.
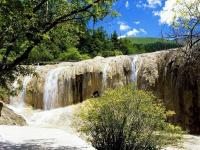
[114,50,123,56]
[59,47,82,61]
[81,54,91,60]
[29,48,54,63]
[101,50,123,57]
[74,86,184,150]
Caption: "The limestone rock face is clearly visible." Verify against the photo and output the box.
[24,56,133,109]
[137,49,200,133]
[10,48,200,133]
[0,101,26,126]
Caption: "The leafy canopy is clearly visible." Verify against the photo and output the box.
[0,0,117,88]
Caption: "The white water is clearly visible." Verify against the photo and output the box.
[43,67,64,110]
[10,76,32,109]
[131,55,138,82]
[6,73,95,149]
[1,56,140,149]
[102,62,110,90]
[2,103,95,149]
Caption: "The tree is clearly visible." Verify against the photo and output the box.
[111,30,118,49]
[160,0,200,70]
[74,86,184,150]
[0,0,117,88]
[160,0,200,48]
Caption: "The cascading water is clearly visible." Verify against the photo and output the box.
[43,67,64,110]
[3,56,136,149]
[102,61,111,90]
[10,76,32,109]
[131,55,138,82]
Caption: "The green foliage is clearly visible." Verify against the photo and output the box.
[0,0,118,90]
[74,86,184,150]
[29,47,54,63]
[59,47,82,61]
[0,87,9,103]
[78,28,127,57]
[81,54,91,60]
[120,37,182,54]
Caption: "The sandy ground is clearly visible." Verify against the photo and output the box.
[1,126,200,150]
[0,125,95,150]
[164,134,200,150]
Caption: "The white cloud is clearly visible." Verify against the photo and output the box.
[146,0,162,8]
[139,28,147,34]
[125,1,129,8]
[152,11,160,16]
[118,35,127,39]
[134,21,140,25]
[118,22,130,31]
[137,0,162,9]
[118,28,147,39]
[136,1,143,8]
[127,29,140,36]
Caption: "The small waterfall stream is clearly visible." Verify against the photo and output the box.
[102,62,111,90]
[6,73,94,149]
[131,55,138,82]
[2,55,142,149]
[43,67,64,110]
[10,76,32,109]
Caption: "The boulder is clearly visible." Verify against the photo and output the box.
[0,102,26,126]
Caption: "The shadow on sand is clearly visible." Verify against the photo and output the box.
[0,139,90,150]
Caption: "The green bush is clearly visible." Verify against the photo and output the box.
[81,54,91,60]
[29,48,54,63]
[74,86,184,150]
[59,47,82,61]
[114,50,123,56]
[101,50,123,57]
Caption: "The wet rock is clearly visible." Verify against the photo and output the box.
[24,56,132,109]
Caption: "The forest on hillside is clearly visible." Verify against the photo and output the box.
[0,23,181,64]
[23,28,182,64]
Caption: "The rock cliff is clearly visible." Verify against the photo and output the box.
[137,48,200,133]
[23,56,133,109]
[10,48,200,133]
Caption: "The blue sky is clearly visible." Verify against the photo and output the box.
[89,0,171,38]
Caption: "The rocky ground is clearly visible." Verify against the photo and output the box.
[0,102,26,126]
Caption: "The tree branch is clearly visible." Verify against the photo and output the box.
[33,0,48,13]
[43,0,101,33]
[3,0,103,71]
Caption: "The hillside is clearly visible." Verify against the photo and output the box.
[124,37,176,44]
[120,37,181,54]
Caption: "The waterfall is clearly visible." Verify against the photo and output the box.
[131,55,138,82]
[43,67,62,110]
[10,76,32,108]
[102,62,111,90]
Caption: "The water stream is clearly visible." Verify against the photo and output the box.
[2,56,140,149]
[43,67,65,110]
[131,55,138,83]
[10,76,32,109]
